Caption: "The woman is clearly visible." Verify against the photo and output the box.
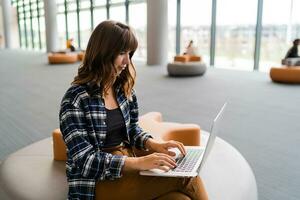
[183,40,196,55]
[59,20,208,200]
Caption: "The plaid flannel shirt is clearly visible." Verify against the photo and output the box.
[59,84,152,200]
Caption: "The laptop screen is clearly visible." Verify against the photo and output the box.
[198,103,227,171]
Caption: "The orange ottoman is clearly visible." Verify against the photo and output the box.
[48,53,78,64]
[174,55,202,62]
[138,112,201,146]
[270,66,300,83]
[189,55,201,62]
[174,55,190,62]
[77,51,85,61]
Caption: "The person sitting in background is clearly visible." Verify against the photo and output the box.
[285,39,300,59]
[183,40,196,55]
[66,38,76,52]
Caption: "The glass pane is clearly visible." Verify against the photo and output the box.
[19,6,24,13]
[110,6,125,23]
[110,0,125,4]
[31,3,37,10]
[39,16,46,50]
[26,11,31,18]
[129,2,146,60]
[259,0,294,72]
[18,1,23,7]
[67,12,79,48]
[32,10,38,17]
[57,4,66,13]
[38,1,44,9]
[19,19,25,48]
[79,10,92,49]
[94,0,106,7]
[67,2,77,12]
[25,19,32,49]
[24,5,30,12]
[57,14,67,49]
[39,9,44,16]
[80,0,91,9]
[291,0,300,40]
[168,0,176,59]
[215,0,257,71]
[93,8,107,28]
[56,0,65,4]
[181,0,211,64]
[32,18,39,50]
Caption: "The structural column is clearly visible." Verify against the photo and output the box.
[1,0,13,48]
[44,0,58,52]
[147,0,168,66]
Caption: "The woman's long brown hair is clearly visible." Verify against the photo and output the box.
[72,20,138,98]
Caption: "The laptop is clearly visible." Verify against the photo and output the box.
[139,103,227,177]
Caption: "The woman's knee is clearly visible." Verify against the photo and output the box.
[155,192,191,200]
[178,176,208,200]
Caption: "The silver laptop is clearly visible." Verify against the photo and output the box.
[139,103,227,177]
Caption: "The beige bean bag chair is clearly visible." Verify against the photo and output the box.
[77,51,85,61]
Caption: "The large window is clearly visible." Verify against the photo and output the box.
[79,0,92,49]
[79,10,92,49]
[168,0,176,60]
[129,2,146,60]
[56,0,93,50]
[291,1,300,40]
[93,8,106,28]
[110,4,126,23]
[215,0,257,71]
[11,0,299,71]
[259,0,298,72]
[55,0,146,51]
[67,12,79,48]
[11,0,45,50]
[181,0,211,64]
[64,0,80,49]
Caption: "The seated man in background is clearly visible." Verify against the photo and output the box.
[285,39,300,59]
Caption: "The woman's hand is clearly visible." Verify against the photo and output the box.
[145,138,186,157]
[124,153,177,171]
[123,139,186,172]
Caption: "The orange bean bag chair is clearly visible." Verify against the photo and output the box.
[77,51,85,61]
[48,53,78,64]
[174,55,202,62]
[53,112,201,161]
[270,66,300,83]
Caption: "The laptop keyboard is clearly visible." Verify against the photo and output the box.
[172,148,204,172]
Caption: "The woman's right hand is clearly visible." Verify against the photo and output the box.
[124,153,177,172]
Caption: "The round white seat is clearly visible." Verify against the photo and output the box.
[200,131,258,200]
[0,132,257,200]
[167,62,207,76]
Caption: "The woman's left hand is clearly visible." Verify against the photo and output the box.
[146,138,186,156]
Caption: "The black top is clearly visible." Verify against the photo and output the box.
[103,107,127,148]
[285,46,299,58]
